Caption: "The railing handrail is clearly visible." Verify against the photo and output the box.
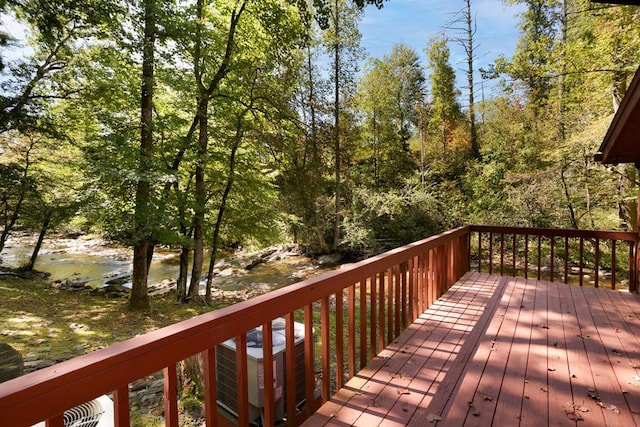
[0,226,470,426]
[470,225,637,242]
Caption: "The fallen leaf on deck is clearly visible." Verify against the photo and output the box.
[483,395,493,401]
[612,349,623,357]
[597,402,620,414]
[426,412,442,422]
[564,404,585,421]
[541,387,548,393]
[397,387,410,395]
[588,388,600,400]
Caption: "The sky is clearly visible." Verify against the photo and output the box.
[358,0,526,97]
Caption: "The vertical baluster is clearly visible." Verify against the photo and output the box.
[359,280,367,368]
[579,238,584,286]
[303,305,314,417]
[235,333,249,426]
[629,241,636,292]
[320,297,330,401]
[500,233,505,276]
[369,274,377,360]
[285,313,296,426]
[113,386,130,427]
[478,232,482,273]
[423,252,430,310]
[203,348,217,427]
[489,232,493,274]
[550,236,555,282]
[595,237,600,288]
[512,234,517,277]
[537,235,542,281]
[430,248,436,304]
[262,321,274,426]
[401,262,408,330]
[164,364,178,427]
[348,284,356,378]
[524,235,529,279]
[387,267,394,343]
[409,257,417,322]
[378,271,385,350]
[395,265,401,337]
[378,271,387,352]
[564,237,569,284]
[612,240,617,290]
[335,290,344,391]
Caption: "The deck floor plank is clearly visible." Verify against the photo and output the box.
[569,284,638,426]
[540,281,576,427]
[519,278,551,427]
[304,273,640,427]
[433,276,513,426]
[493,277,537,425]
[594,288,640,414]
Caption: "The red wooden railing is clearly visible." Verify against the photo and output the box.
[0,227,470,427]
[469,225,638,291]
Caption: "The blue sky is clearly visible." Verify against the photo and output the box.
[359,0,526,97]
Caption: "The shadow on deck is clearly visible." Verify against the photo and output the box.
[306,272,640,426]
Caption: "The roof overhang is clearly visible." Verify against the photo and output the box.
[595,65,640,165]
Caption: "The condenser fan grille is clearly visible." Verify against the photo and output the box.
[63,399,104,427]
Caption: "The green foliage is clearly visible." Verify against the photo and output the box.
[355,44,424,189]
[2,0,639,292]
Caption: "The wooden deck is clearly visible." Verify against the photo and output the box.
[304,272,640,426]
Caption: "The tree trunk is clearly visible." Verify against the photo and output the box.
[177,243,190,302]
[187,99,208,300]
[130,0,156,310]
[205,123,242,304]
[332,0,341,250]
[465,0,479,159]
[25,211,52,271]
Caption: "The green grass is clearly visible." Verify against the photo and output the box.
[0,277,217,365]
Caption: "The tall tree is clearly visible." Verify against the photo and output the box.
[425,35,462,153]
[447,0,480,158]
[324,0,363,250]
[130,0,157,310]
[356,44,424,188]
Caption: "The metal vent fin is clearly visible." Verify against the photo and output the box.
[63,399,104,427]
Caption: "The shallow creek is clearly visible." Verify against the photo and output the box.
[0,236,327,292]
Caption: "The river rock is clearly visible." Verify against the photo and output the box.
[317,253,343,267]
[105,274,131,285]
[0,343,23,383]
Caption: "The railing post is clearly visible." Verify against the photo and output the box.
[285,313,297,427]
[634,237,639,293]
[113,386,130,427]
[203,349,217,427]
[262,321,275,426]
[45,414,64,427]
[163,364,178,427]
[303,305,314,417]
[320,297,330,401]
